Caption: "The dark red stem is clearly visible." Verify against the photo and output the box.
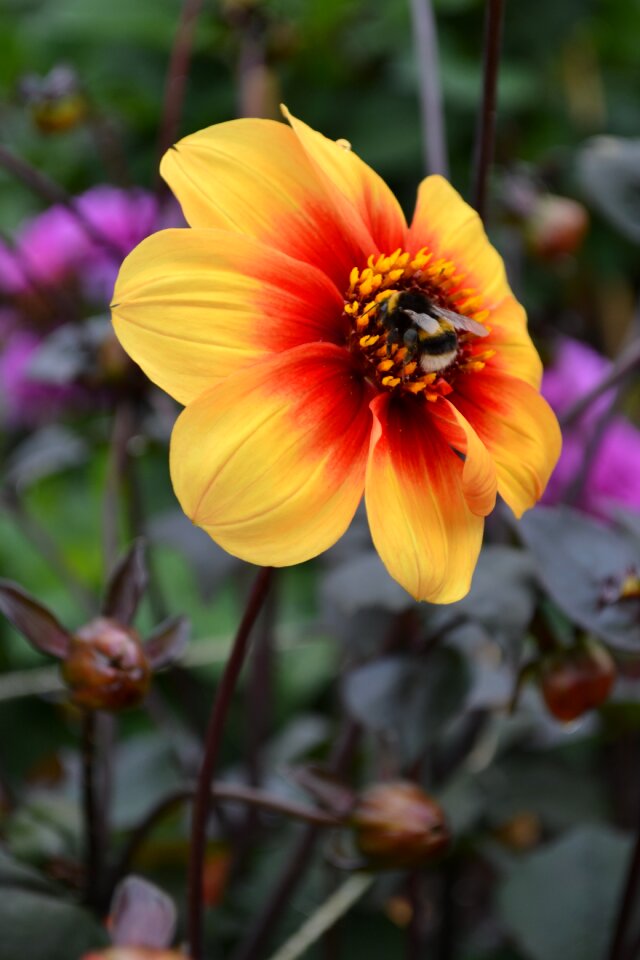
[187,566,274,960]
[156,0,205,181]
[231,720,361,960]
[471,0,506,221]
[0,144,125,261]
[608,811,640,960]
[81,711,105,908]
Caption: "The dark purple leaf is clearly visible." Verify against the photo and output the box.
[0,581,71,659]
[102,540,148,625]
[144,615,190,670]
[109,875,176,949]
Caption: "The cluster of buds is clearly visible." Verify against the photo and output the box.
[0,541,188,712]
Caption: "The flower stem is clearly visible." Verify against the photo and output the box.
[232,720,361,960]
[560,338,640,428]
[187,565,274,960]
[0,144,125,261]
[471,0,506,221]
[607,805,640,960]
[81,710,105,908]
[156,0,205,179]
[114,782,342,888]
[408,0,448,177]
[266,874,374,960]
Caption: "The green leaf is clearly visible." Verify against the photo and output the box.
[0,885,107,960]
[342,649,470,764]
[499,826,629,960]
[516,507,640,650]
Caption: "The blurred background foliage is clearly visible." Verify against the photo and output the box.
[1,0,640,958]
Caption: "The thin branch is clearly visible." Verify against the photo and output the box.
[0,625,324,703]
[266,874,374,960]
[114,782,342,886]
[607,803,640,960]
[560,338,640,428]
[156,0,206,179]
[187,566,274,960]
[0,144,125,261]
[471,0,506,221]
[81,711,105,908]
[408,0,448,177]
[231,720,361,960]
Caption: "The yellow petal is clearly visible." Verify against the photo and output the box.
[432,399,497,517]
[488,295,543,389]
[365,394,485,603]
[408,175,511,308]
[170,344,373,566]
[282,106,407,255]
[111,229,344,405]
[160,118,371,288]
[453,370,562,517]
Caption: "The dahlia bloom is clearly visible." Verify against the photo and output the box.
[111,109,561,602]
[542,337,640,519]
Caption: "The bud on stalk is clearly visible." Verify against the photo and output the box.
[538,636,616,723]
[62,617,150,711]
[351,781,450,870]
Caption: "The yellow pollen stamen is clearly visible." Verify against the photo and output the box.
[343,249,493,397]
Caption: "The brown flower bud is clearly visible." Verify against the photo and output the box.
[351,781,450,870]
[61,617,150,711]
[526,195,589,261]
[538,637,616,723]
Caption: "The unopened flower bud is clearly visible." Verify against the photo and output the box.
[351,781,450,870]
[526,195,589,261]
[538,636,616,723]
[61,617,150,711]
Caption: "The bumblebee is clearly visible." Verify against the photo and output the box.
[378,290,489,373]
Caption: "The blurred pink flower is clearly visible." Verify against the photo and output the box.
[0,186,165,304]
[0,186,183,427]
[542,337,640,518]
[0,331,81,426]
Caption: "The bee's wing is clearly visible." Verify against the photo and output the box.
[430,304,489,337]
[404,310,441,335]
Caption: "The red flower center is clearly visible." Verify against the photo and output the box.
[343,247,495,398]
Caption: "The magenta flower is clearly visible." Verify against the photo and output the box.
[0,186,164,305]
[0,186,182,427]
[0,331,82,427]
[542,338,640,518]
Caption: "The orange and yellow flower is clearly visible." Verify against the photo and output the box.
[111,108,561,603]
